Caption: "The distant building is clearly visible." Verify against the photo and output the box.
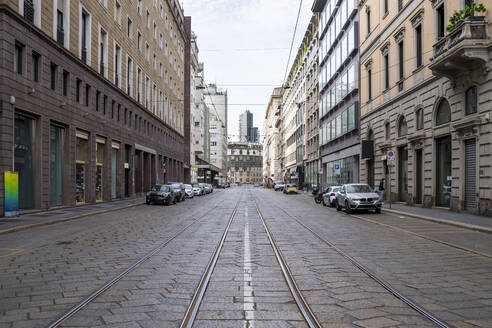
[204,84,228,182]
[228,142,263,184]
[239,110,259,143]
[263,88,283,186]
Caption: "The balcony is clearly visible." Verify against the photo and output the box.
[429,19,489,80]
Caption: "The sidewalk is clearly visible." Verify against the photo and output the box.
[0,197,145,235]
[382,202,492,233]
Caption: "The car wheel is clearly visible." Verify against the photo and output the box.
[173,197,177,204]
[336,200,342,211]
[330,200,335,208]
[146,200,150,205]
[375,208,381,214]
[345,201,353,214]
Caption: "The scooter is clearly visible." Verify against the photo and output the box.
[314,189,324,204]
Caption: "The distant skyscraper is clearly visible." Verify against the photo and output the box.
[239,110,259,142]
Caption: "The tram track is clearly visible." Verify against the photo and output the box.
[46,194,232,328]
[257,195,453,328]
[180,194,323,328]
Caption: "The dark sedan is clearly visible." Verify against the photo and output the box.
[146,184,175,205]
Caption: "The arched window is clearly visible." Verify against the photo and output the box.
[398,116,408,137]
[435,98,451,126]
[416,108,424,130]
[465,86,477,115]
[385,122,390,140]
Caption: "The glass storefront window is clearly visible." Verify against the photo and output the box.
[50,125,64,207]
[76,134,88,204]
[436,136,452,207]
[336,115,342,137]
[348,105,355,131]
[341,110,348,134]
[111,147,118,199]
[14,113,35,210]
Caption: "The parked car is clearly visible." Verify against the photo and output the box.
[225,182,231,188]
[323,186,341,207]
[146,184,175,205]
[217,182,226,189]
[254,183,261,187]
[193,183,204,196]
[273,181,285,191]
[336,184,381,214]
[204,183,213,193]
[184,184,194,198]
[283,183,298,194]
[169,182,186,202]
[199,183,208,194]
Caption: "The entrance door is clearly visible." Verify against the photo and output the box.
[398,146,408,202]
[367,159,375,189]
[50,125,64,206]
[464,139,477,211]
[111,148,117,199]
[415,149,423,204]
[15,114,35,209]
[436,136,452,207]
[384,160,390,201]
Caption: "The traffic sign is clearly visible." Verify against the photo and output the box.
[387,151,395,161]
[334,164,341,175]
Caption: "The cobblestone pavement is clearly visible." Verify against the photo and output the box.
[255,189,492,327]
[1,186,491,327]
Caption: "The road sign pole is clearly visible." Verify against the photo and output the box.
[389,165,392,209]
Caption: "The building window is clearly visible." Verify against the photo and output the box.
[111,100,115,119]
[145,43,150,62]
[50,62,57,90]
[114,43,121,87]
[76,78,81,102]
[367,68,372,101]
[103,95,107,115]
[99,28,108,76]
[398,0,403,12]
[416,108,424,130]
[435,98,451,125]
[14,42,23,74]
[96,90,100,111]
[398,117,408,137]
[398,41,404,80]
[114,1,121,25]
[437,4,445,39]
[127,17,133,39]
[366,7,371,36]
[137,0,142,15]
[80,9,91,64]
[153,22,157,39]
[383,0,388,14]
[384,54,389,90]
[56,10,64,45]
[85,84,90,106]
[76,131,88,204]
[127,56,133,97]
[62,70,69,96]
[385,122,390,140]
[415,25,423,68]
[32,51,40,82]
[465,86,478,115]
[137,67,142,104]
[146,10,150,28]
[145,76,150,109]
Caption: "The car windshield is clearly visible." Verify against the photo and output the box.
[287,184,296,187]
[184,185,192,189]
[152,185,169,192]
[171,183,181,189]
[332,187,340,192]
[193,184,199,187]
[276,181,284,185]
[346,185,373,193]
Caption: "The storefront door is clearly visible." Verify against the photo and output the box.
[436,136,452,207]
[111,148,117,199]
[398,147,408,202]
[50,125,64,207]
[415,149,423,204]
[14,113,35,209]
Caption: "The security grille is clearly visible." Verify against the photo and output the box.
[464,139,477,210]
[24,0,34,23]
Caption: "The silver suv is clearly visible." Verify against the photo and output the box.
[336,184,381,214]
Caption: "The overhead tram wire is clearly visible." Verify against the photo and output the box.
[282,0,304,87]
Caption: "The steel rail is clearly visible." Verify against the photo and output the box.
[179,198,241,328]
[267,199,453,328]
[46,194,226,328]
[255,201,323,328]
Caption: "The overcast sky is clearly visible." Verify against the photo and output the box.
[182,0,314,142]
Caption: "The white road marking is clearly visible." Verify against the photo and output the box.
[243,206,255,327]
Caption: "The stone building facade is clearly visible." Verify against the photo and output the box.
[227,142,262,185]
[263,87,283,186]
[0,0,188,214]
[359,0,492,215]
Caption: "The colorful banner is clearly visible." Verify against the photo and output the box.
[4,171,19,217]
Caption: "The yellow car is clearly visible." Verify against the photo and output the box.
[283,183,298,194]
